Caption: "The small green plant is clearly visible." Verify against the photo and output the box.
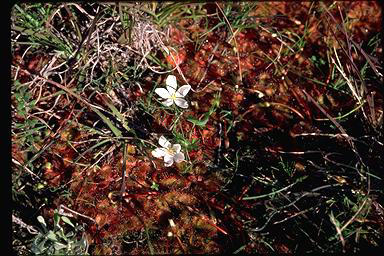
[173,131,199,151]
[187,92,220,127]
[12,3,53,30]
[274,157,295,178]
[31,210,88,255]
[12,80,46,154]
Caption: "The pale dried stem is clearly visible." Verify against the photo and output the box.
[340,199,368,234]
[59,204,96,223]
[259,25,295,54]
[12,158,41,180]
[302,90,364,169]
[330,213,346,250]
[12,214,39,234]
[14,45,33,81]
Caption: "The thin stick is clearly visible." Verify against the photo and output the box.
[340,199,368,233]
[12,158,41,180]
[302,90,364,167]
[330,213,346,251]
[12,214,39,234]
[59,204,96,223]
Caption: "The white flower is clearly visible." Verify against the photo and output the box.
[155,75,191,108]
[151,136,185,167]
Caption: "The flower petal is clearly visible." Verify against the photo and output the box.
[166,75,178,90]
[173,152,185,163]
[172,144,181,153]
[176,85,191,97]
[162,98,174,107]
[167,85,176,96]
[152,148,166,158]
[174,98,188,108]
[155,88,171,99]
[159,136,171,148]
[164,154,174,167]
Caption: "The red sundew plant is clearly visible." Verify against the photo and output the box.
[11,2,383,255]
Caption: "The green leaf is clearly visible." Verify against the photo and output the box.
[37,215,47,227]
[144,226,155,255]
[105,101,131,133]
[32,236,47,254]
[187,113,210,127]
[53,211,60,229]
[92,108,122,137]
[76,235,88,251]
[66,231,75,237]
[53,242,67,251]
[151,182,159,191]
[233,245,246,254]
[61,216,75,228]
[187,92,220,127]
[47,230,58,241]
[57,227,68,241]
[37,215,48,232]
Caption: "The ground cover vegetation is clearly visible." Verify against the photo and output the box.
[11,2,383,254]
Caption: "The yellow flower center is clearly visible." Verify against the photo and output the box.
[165,147,175,156]
[170,93,177,100]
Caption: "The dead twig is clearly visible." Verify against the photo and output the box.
[302,90,364,169]
[12,214,39,235]
[58,204,96,223]
[12,158,41,180]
